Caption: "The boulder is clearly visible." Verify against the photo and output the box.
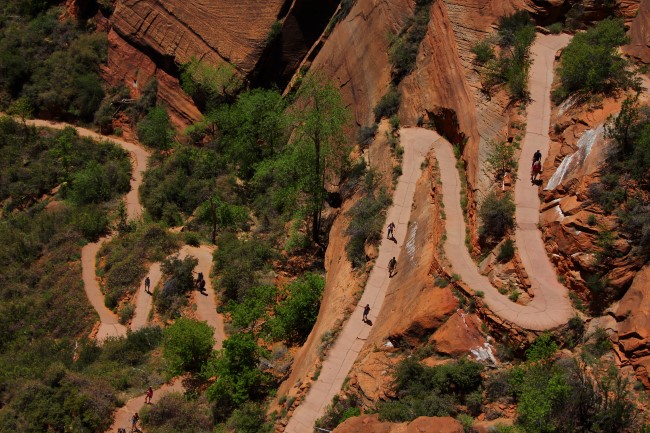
[430,312,487,357]
[333,415,463,433]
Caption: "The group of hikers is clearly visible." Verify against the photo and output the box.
[117,387,153,432]
[362,222,400,324]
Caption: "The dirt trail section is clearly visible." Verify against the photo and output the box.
[131,262,162,331]
[106,377,185,433]
[285,129,432,433]
[179,244,226,349]
[23,119,149,219]
[513,33,574,329]
[23,119,151,341]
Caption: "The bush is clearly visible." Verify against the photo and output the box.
[213,233,275,302]
[155,255,199,317]
[141,392,212,433]
[356,124,378,146]
[226,402,272,433]
[316,395,362,431]
[204,333,272,420]
[471,40,494,64]
[267,273,325,344]
[556,19,631,100]
[547,22,563,34]
[163,318,214,374]
[345,185,392,268]
[388,2,432,81]
[379,357,484,422]
[73,206,109,241]
[497,238,515,262]
[137,106,174,149]
[479,192,515,242]
[374,87,402,121]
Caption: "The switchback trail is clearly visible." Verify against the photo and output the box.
[106,377,185,433]
[285,128,432,432]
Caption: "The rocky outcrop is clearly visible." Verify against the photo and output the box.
[333,415,464,433]
[623,0,650,64]
[615,266,650,386]
[430,311,487,356]
[101,29,202,130]
[111,0,286,74]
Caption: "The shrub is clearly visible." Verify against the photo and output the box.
[315,395,362,431]
[497,238,515,262]
[345,185,392,268]
[556,19,631,100]
[471,39,494,64]
[267,273,325,344]
[226,402,272,433]
[356,124,378,146]
[526,333,558,362]
[137,106,174,149]
[497,10,532,47]
[163,318,214,374]
[141,392,212,432]
[478,192,515,242]
[155,255,199,317]
[374,88,402,121]
[213,233,275,302]
[73,206,109,241]
[547,22,563,34]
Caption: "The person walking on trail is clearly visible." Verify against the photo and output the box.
[145,386,153,404]
[144,276,150,294]
[532,149,542,166]
[531,159,542,183]
[131,412,140,433]
[388,257,397,277]
[387,222,396,240]
[362,304,371,322]
[199,278,206,293]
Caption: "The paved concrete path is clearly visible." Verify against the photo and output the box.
[514,33,574,329]
[285,128,432,432]
[106,377,185,433]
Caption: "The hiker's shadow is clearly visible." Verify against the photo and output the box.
[363,319,373,326]
[389,235,397,244]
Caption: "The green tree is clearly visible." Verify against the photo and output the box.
[180,58,243,110]
[205,333,271,420]
[268,273,325,344]
[197,194,249,244]
[485,140,517,186]
[478,191,515,241]
[556,19,631,99]
[290,74,351,243]
[163,317,214,374]
[137,106,174,149]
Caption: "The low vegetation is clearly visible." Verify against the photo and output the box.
[387,0,433,82]
[345,171,392,268]
[553,19,634,103]
[0,3,107,122]
[479,191,516,245]
[98,223,179,310]
[474,11,536,101]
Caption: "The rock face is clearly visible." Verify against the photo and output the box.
[332,415,464,433]
[623,0,650,64]
[615,266,650,386]
[101,29,202,129]
[111,0,286,74]
[430,311,487,357]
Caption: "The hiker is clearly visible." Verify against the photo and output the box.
[387,222,396,239]
[388,257,397,277]
[363,304,370,322]
[131,412,139,433]
[144,276,150,293]
[145,386,153,404]
[199,279,206,293]
[531,159,542,183]
[118,428,127,433]
[532,149,542,165]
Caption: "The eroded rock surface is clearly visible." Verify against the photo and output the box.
[332,415,463,433]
